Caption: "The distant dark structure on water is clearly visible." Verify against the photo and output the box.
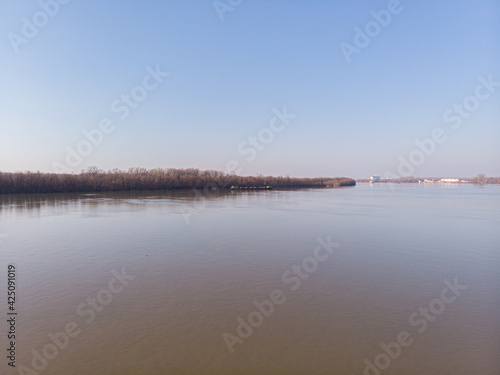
[230,186,273,190]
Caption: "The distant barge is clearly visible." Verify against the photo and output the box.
[230,186,273,190]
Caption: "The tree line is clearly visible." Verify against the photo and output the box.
[0,167,355,194]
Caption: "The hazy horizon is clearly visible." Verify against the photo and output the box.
[0,166,494,181]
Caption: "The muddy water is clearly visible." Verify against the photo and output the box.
[1,184,499,374]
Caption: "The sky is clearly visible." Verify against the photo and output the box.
[0,0,499,179]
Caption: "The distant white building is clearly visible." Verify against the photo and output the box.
[440,178,459,183]
[370,175,381,182]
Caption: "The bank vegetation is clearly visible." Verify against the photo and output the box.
[0,167,355,194]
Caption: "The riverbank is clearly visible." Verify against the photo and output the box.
[0,168,355,194]
[357,175,499,185]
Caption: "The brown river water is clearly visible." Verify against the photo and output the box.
[0,184,499,374]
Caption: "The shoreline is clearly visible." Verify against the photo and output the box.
[0,168,355,195]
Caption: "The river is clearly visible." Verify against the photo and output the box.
[1,183,499,374]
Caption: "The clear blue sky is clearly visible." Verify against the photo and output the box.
[1,0,499,178]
